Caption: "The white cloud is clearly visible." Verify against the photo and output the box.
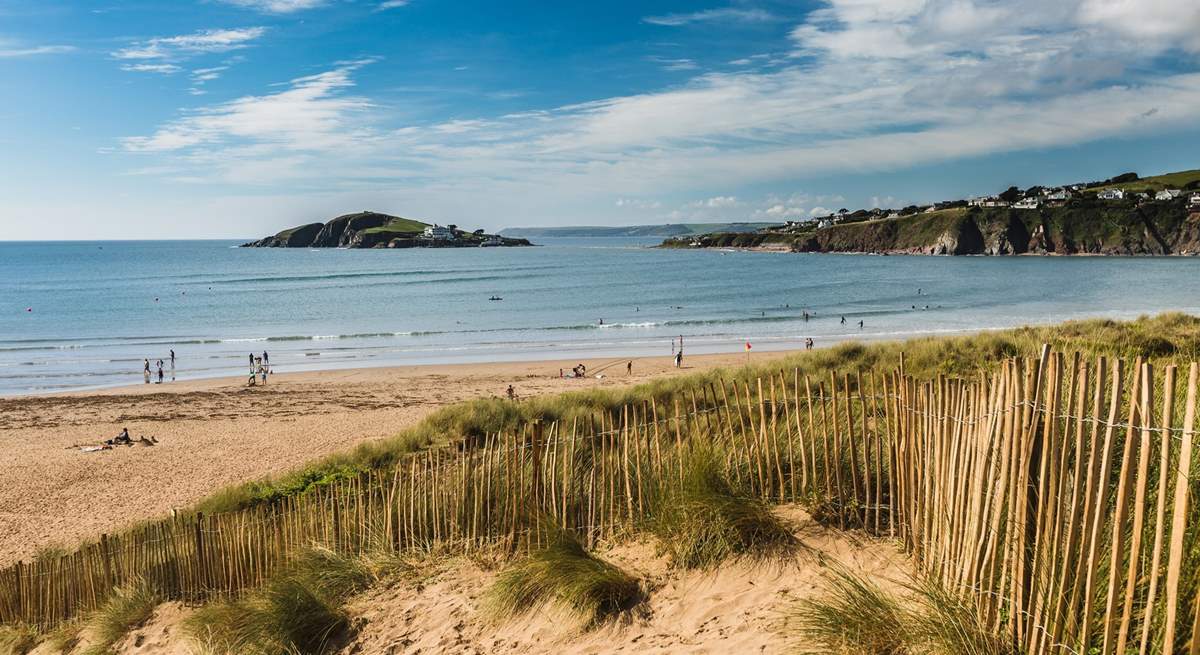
[218,0,325,13]
[615,198,662,209]
[647,56,699,71]
[122,59,376,157]
[0,43,75,58]
[121,63,182,74]
[113,28,266,63]
[378,0,411,9]
[644,8,775,27]
[117,1,1200,225]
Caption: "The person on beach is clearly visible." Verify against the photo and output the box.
[260,359,268,384]
[249,353,254,368]
[805,337,814,350]
[263,351,269,366]
[143,359,150,384]
[156,360,164,384]
[169,349,176,381]
[841,316,846,325]
[506,384,516,400]
[627,361,633,376]
[859,320,864,329]
[674,350,683,368]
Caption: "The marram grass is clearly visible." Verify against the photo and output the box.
[790,568,1015,655]
[649,447,796,569]
[79,579,161,655]
[185,548,373,655]
[484,527,642,627]
[0,623,38,655]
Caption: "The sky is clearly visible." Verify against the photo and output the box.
[2,0,1200,239]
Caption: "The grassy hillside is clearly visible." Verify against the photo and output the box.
[1090,169,1200,193]
[359,216,429,235]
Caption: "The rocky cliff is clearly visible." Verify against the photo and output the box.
[242,212,532,249]
[664,198,1200,256]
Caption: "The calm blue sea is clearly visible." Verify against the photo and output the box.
[3,238,1199,395]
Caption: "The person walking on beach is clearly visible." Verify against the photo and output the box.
[858,320,864,330]
[249,353,254,369]
[506,384,516,400]
[627,361,633,376]
[805,337,814,350]
[143,359,150,384]
[156,360,164,384]
[674,350,683,368]
[169,349,176,381]
[263,351,269,366]
[840,316,846,325]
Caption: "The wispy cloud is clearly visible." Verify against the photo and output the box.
[0,43,75,58]
[647,56,699,71]
[113,27,266,62]
[217,0,326,13]
[123,59,376,155]
[377,0,411,9]
[643,8,775,27]
[121,63,181,74]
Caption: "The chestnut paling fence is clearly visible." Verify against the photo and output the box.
[1,348,1199,654]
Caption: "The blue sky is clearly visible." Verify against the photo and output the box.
[2,0,1200,239]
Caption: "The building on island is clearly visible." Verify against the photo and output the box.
[1013,197,1040,210]
[423,224,455,240]
[1156,189,1183,201]
[1043,188,1070,202]
[1190,193,1200,209]
[1098,189,1125,200]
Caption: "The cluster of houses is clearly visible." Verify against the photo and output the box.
[764,183,1200,237]
[422,224,455,240]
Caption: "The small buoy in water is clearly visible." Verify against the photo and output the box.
[154,298,159,302]
[26,307,32,312]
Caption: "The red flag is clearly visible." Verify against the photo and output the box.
[745,341,752,351]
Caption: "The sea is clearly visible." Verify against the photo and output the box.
[3,238,1200,395]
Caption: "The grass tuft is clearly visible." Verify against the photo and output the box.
[484,526,642,627]
[789,567,907,654]
[0,623,39,655]
[185,547,373,655]
[790,569,1016,655]
[904,575,1012,655]
[79,579,160,655]
[650,448,796,569]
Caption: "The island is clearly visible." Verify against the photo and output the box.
[662,169,1200,255]
[242,211,532,249]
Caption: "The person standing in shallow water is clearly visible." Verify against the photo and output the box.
[143,359,150,384]
[169,349,176,381]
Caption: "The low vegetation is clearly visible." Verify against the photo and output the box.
[484,527,642,627]
[79,580,161,655]
[649,448,795,569]
[185,548,376,655]
[790,569,1011,655]
[0,623,38,655]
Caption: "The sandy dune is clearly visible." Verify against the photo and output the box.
[36,506,909,655]
[1,350,797,566]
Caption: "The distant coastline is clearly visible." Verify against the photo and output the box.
[662,168,1200,256]
[498,222,774,238]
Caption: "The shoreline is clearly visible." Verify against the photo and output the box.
[3,326,994,400]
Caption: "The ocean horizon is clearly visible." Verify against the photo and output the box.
[4,237,1200,395]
